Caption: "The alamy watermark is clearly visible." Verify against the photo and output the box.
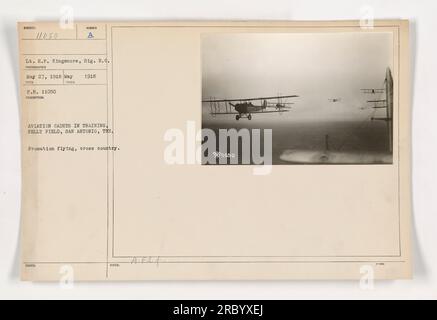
[59,5,74,30]
[360,5,375,30]
[359,265,375,290]
[164,121,273,175]
[59,265,75,289]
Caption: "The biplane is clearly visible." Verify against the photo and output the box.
[202,94,298,120]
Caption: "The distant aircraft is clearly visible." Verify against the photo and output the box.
[328,98,341,103]
[202,94,298,120]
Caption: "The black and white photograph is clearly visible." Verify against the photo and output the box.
[202,32,394,165]
[3,0,437,303]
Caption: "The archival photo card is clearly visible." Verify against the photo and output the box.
[201,32,394,165]
[18,21,410,281]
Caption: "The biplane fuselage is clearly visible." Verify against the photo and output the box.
[233,102,265,114]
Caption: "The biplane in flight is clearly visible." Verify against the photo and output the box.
[202,94,298,120]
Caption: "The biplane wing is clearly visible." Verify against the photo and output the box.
[360,88,385,94]
[210,112,238,115]
[202,94,298,103]
[250,110,290,114]
[210,109,290,115]
[267,102,294,105]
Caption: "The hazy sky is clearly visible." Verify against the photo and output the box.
[202,32,393,122]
